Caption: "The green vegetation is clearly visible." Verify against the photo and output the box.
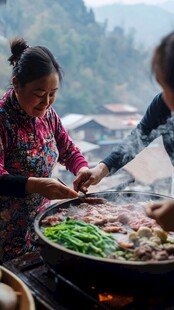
[0,0,159,115]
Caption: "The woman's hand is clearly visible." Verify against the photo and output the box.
[25,177,78,200]
[146,199,174,231]
[73,163,109,193]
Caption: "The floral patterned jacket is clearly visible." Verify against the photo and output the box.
[0,89,88,262]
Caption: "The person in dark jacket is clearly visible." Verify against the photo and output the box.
[74,93,172,191]
[74,30,174,232]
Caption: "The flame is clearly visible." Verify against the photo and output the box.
[98,293,134,307]
[98,293,113,302]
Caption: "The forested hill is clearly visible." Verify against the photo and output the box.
[93,2,174,49]
[0,0,160,116]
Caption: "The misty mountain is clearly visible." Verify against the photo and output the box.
[0,0,162,115]
[93,2,174,49]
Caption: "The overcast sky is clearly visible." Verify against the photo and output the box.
[84,0,166,7]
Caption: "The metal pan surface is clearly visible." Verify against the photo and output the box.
[33,191,174,286]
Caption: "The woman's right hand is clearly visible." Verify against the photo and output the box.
[25,177,78,200]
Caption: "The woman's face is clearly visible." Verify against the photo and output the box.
[12,73,59,117]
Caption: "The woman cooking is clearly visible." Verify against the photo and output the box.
[0,37,90,263]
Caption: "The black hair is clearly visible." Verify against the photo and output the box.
[151,31,174,89]
[8,37,63,87]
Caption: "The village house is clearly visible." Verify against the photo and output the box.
[61,103,142,159]
[53,104,173,198]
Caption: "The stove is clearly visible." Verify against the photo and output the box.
[3,251,174,310]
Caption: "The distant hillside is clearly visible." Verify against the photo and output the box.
[93,3,174,49]
[0,0,162,115]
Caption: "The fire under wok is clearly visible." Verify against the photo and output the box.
[33,190,174,290]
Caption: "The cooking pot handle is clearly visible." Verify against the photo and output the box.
[30,235,44,247]
[29,229,45,247]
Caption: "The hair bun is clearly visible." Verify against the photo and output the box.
[8,37,29,66]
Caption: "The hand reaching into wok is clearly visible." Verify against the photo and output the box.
[73,163,109,193]
[146,199,174,231]
[26,177,78,200]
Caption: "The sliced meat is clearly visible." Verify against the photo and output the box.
[79,197,107,204]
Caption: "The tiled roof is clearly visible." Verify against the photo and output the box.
[61,113,142,130]
[61,114,92,130]
[102,104,138,113]
[92,114,142,130]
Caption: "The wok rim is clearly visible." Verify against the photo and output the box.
[34,190,174,267]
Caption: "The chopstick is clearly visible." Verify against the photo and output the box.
[57,177,70,188]
[57,177,86,198]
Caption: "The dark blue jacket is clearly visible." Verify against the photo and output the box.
[101,93,173,175]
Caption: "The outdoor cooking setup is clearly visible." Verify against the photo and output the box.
[4,190,174,310]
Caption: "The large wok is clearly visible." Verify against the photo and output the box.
[33,190,174,291]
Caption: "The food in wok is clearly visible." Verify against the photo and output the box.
[41,196,174,262]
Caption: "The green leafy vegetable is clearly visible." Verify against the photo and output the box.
[43,218,118,257]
